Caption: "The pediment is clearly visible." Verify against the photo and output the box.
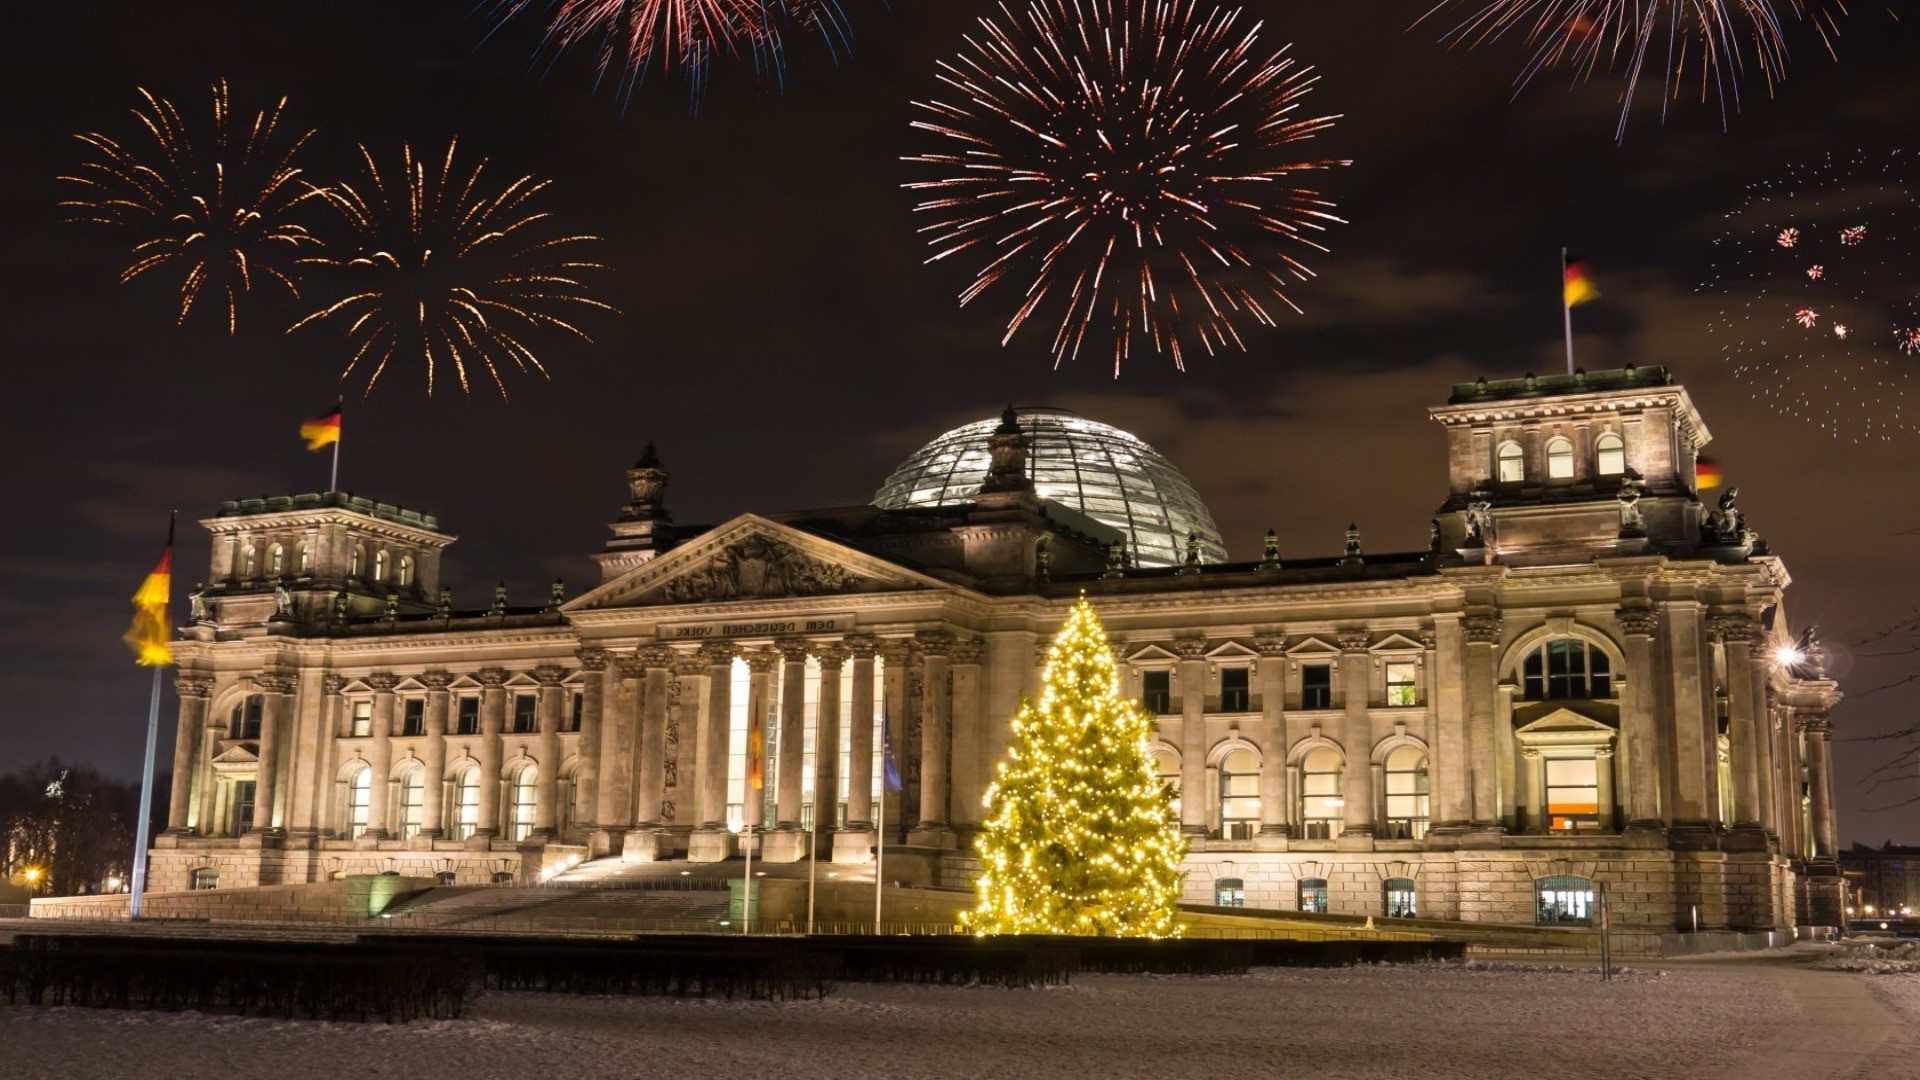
[567,515,950,612]
[1206,641,1260,661]
[1286,636,1341,657]
[1370,633,1428,653]
[211,744,259,766]
[1127,644,1180,663]
[1516,708,1616,735]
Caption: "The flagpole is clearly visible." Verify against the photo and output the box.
[743,815,755,934]
[129,510,176,920]
[806,813,817,936]
[329,396,342,493]
[874,777,885,934]
[1562,247,1576,376]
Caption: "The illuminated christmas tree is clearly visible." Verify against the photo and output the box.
[965,596,1187,937]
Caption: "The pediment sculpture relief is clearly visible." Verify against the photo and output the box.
[659,535,855,603]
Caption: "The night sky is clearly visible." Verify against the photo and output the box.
[3,2,1917,845]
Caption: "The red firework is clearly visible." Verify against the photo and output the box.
[1795,307,1820,328]
[905,0,1349,375]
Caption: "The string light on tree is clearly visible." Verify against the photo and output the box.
[965,596,1186,938]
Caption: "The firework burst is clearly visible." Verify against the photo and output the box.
[1417,1,1816,141]
[291,141,614,398]
[59,80,323,332]
[905,0,1350,375]
[483,0,852,102]
[1702,149,1920,442]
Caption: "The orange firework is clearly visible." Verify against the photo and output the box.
[291,141,615,398]
[905,0,1350,376]
[59,80,324,333]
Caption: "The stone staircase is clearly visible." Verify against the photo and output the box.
[379,876,731,935]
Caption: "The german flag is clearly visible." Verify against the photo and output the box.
[123,518,175,667]
[300,406,341,451]
[747,709,765,791]
[1564,257,1600,308]
[1696,457,1724,491]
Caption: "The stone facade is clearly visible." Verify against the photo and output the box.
[152,368,1845,931]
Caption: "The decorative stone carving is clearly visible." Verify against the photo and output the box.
[1703,486,1748,544]
[322,674,346,696]
[175,674,214,698]
[1253,634,1287,656]
[978,406,1033,496]
[490,583,509,615]
[744,648,779,674]
[363,672,398,693]
[1615,607,1659,637]
[1464,496,1495,548]
[331,592,348,623]
[273,584,295,619]
[674,653,709,678]
[1417,623,1438,651]
[1171,636,1208,660]
[1462,615,1502,646]
[1617,475,1647,536]
[189,584,210,623]
[635,644,675,670]
[843,633,880,660]
[775,637,811,663]
[1344,523,1364,562]
[660,535,853,603]
[1707,613,1759,646]
[1034,535,1052,583]
[950,638,984,665]
[1336,627,1372,654]
[475,667,509,688]
[879,639,913,664]
[420,670,453,691]
[1261,529,1282,569]
[575,647,611,673]
[915,630,955,657]
[814,644,850,669]
[549,578,566,609]
[660,798,676,823]
[533,664,567,686]
[615,654,647,680]
[698,642,737,668]
[437,589,453,618]
[1103,542,1128,579]
[622,444,671,520]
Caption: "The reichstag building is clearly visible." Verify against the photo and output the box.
[153,366,1846,930]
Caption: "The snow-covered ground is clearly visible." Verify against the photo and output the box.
[2,952,1915,1079]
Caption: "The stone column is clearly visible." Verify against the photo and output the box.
[1253,637,1289,841]
[1749,663,1779,838]
[573,648,609,846]
[814,645,848,836]
[837,635,879,863]
[532,664,567,838]
[1337,628,1375,840]
[309,676,343,842]
[1521,749,1545,834]
[474,668,507,842]
[1430,615,1471,832]
[168,674,212,833]
[419,671,451,840]
[629,646,675,852]
[948,638,984,831]
[880,639,912,839]
[1712,614,1765,832]
[1174,637,1210,837]
[1804,714,1839,859]
[1596,746,1617,833]
[357,671,396,842]
[774,639,810,831]
[1462,615,1502,831]
[253,672,297,836]
[1664,600,1715,833]
[195,689,224,839]
[687,645,735,864]
[1616,606,1664,829]
[911,630,956,848]
[595,655,642,841]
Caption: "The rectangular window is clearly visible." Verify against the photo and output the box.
[1302,664,1332,710]
[456,696,480,736]
[569,691,584,733]
[1141,670,1172,714]
[401,698,425,737]
[1220,667,1251,712]
[1546,756,1600,832]
[512,693,538,734]
[229,780,256,837]
[239,695,264,740]
[1385,661,1418,707]
[350,700,372,738]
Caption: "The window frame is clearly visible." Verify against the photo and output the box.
[450,767,481,841]
[1595,432,1627,476]
[1384,660,1419,707]
[1520,639,1614,701]
[1383,746,1430,840]
[512,693,539,735]
[1217,748,1260,840]
[506,764,539,842]
[1545,436,1576,480]
[1219,666,1252,713]
[350,699,373,738]
[1301,663,1333,710]
[455,696,480,736]
[1536,875,1595,926]
[1384,877,1418,918]
[1298,747,1344,839]
[1496,441,1526,483]
[397,766,426,839]
[1141,669,1172,715]
[343,767,372,840]
[1215,877,1247,908]
[401,697,426,737]
[1299,878,1330,914]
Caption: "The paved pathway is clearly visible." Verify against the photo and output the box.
[1677,948,1909,1079]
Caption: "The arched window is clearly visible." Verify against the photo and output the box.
[230,694,264,740]
[1521,639,1613,700]
[1299,878,1330,914]
[343,766,372,840]
[267,543,285,576]
[397,766,426,840]
[1536,875,1594,925]
[1299,748,1344,840]
[1545,436,1575,479]
[1497,441,1525,483]
[1383,746,1430,840]
[1152,748,1181,817]
[237,544,256,578]
[1384,877,1417,918]
[396,554,415,589]
[1218,748,1260,840]
[450,766,481,841]
[1595,432,1626,476]
[190,867,220,891]
[506,764,539,842]
[1215,877,1246,908]
[350,546,364,578]
[372,550,389,583]
[295,544,310,574]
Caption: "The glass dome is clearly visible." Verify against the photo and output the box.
[872,408,1228,568]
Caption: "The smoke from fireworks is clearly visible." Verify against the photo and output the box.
[905,0,1350,376]
[483,0,852,103]
[58,81,323,333]
[291,141,614,398]
[1416,1,1851,141]
[1702,149,1920,442]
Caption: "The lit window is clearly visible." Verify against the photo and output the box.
[267,544,285,576]
[512,693,538,734]
[1384,877,1417,918]
[450,767,481,841]
[396,555,414,588]
[344,766,372,840]
[1218,748,1260,840]
[506,764,538,842]
[295,544,310,574]
[1546,437,1575,480]
[1301,664,1332,710]
[398,766,425,839]
[1152,748,1181,818]
[350,699,373,738]
[1595,433,1626,476]
[230,694,264,739]
[191,867,220,891]
[1299,748,1343,840]
[455,696,480,736]
[1220,667,1251,712]
[1215,877,1246,908]
[1521,640,1613,701]
[1141,669,1172,714]
[1299,878,1330,914]
[1385,661,1418,707]
[238,544,257,578]
[1546,757,1600,832]
[1384,746,1429,840]
[1497,441,1525,483]
[372,550,389,583]
[1537,875,1594,925]
[350,547,363,577]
